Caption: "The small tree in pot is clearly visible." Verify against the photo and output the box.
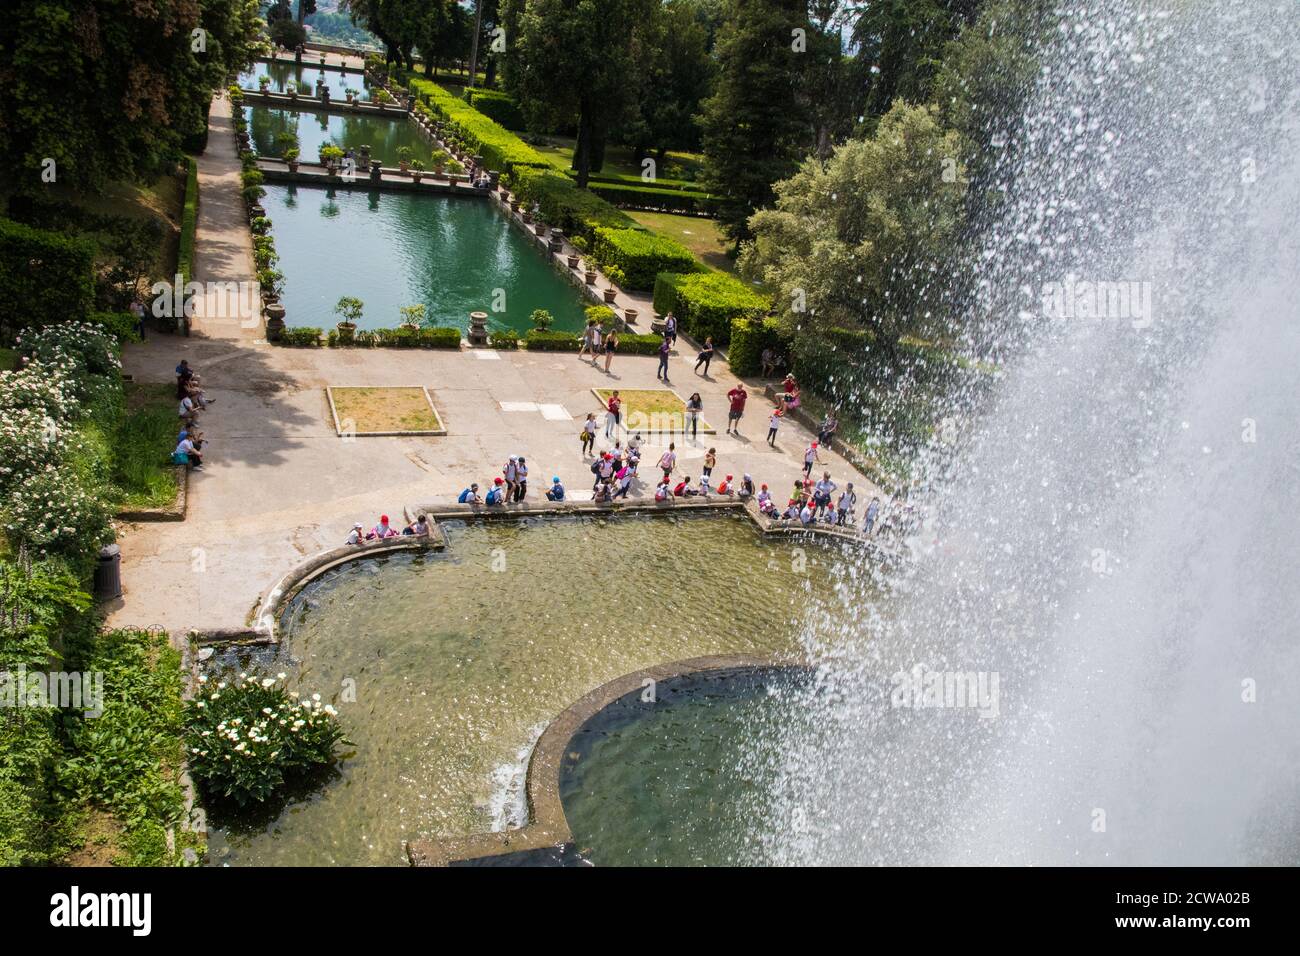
[399,304,426,330]
[334,295,364,333]
[410,158,426,182]
[604,266,624,303]
[397,145,413,174]
[530,309,555,331]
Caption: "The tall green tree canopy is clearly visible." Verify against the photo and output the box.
[510,0,657,187]
[740,101,969,348]
[698,0,807,246]
[0,0,263,193]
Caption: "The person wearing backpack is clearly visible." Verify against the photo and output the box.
[657,443,676,480]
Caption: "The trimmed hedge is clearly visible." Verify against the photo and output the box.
[587,181,721,215]
[592,227,696,291]
[276,326,323,347]
[407,76,550,174]
[652,271,770,347]
[490,328,521,349]
[464,88,527,131]
[509,167,639,243]
[177,157,200,284]
[616,332,665,355]
[729,316,792,377]
[0,218,95,338]
[524,329,581,351]
[326,326,463,348]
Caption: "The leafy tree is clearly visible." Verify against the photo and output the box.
[740,102,969,350]
[616,0,715,160]
[511,0,657,187]
[270,16,308,49]
[342,0,429,69]
[697,0,806,246]
[0,0,260,194]
[297,0,318,23]
[853,0,984,121]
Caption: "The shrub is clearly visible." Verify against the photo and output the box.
[463,88,528,130]
[617,333,665,355]
[529,309,554,331]
[508,167,637,243]
[326,326,461,348]
[406,76,551,173]
[4,464,112,561]
[585,305,617,327]
[276,327,323,347]
[489,329,520,349]
[585,181,721,216]
[87,311,140,344]
[729,316,792,377]
[240,169,264,189]
[652,271,769,347]
[0,218,95,337]
[185,674,344,806]
[592,227,696,290]
[524,329,581,351]
[334,296,364,325]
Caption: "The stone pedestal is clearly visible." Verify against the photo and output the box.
[548,229,564,253]
[468,311,489,346]
[370,161,383,184]
[265,304,286,341]
[359,145,371,166]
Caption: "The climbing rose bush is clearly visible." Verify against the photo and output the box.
[185,674,346,806]
[3,464,112,559]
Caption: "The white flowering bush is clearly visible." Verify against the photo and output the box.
[0,363,77,421]
[17,321,121,379]
[4,464,112,558]
[0,407,62,492]
[184,674,346,806]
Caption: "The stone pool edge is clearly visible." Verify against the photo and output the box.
[405,654,807,867]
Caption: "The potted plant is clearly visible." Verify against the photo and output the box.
[283,147,300,173]
[397,145,413,174]
[375,88,392,106]
[584,265,597,285]
[624,308,639,326]
[399,304,426,330]
[258,268,284,298]
[410,158,426,183]
[320,145,344,173]
[287,81,299,100]
[334,295,364,333]
[533,220,547,237]
[529,309,554,332]
[258,75,271,92]
[567,252,580,269]
[251,216,273,235]
[603,266,624,303]
[345,87,359,104]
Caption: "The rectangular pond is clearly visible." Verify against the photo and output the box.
[262,183,590,334]
[239,60,374,100]
[245,105,443,168]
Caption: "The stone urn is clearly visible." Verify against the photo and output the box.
[623,308,639,326]
[548,228,564,252]
[603,287,618,304]
[522,210,533,224]
[265,304,286,341]
[488,170,501,188]
[359,145,371,166]
[651,313,667,335]
[248,203,266,220]
[468,310,489,346]
[510,199,521,213]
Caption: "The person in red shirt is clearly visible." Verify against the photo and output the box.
[605,390,622,439]
[726,384,747,435]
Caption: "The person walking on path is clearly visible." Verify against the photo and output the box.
[603,329,619,373]
[803,441,821,478]
[726,384,747,436]
[836,483,857,526]
[685,392,703,441]
[605,390,622,439]
[580,413,597,457]
[694,337,715,376]
[658,443,677,480]
[864,496,880,535]
[657,335,671,382]
[577,320,598,362]
[767,407,783,447]
[664,313,677,348]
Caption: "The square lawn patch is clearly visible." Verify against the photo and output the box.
[592,388,715,435]
[327,387,446,436]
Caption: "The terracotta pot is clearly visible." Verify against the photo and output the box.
[567,254,580,269]
[534,223,547,237]
[603,288,618,303]
[585,270,597,285]
[624,309,639,325]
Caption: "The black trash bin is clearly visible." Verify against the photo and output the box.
[95,544,122,600]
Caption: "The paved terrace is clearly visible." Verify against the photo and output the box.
[103,92,881,635]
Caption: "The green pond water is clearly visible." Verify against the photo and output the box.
[240,60,374,100]
[260,182,589,334]
[561,668,819,866]
[245,105,441,167]
[203,514,848,866]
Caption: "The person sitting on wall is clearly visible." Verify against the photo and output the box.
[546,477,566,501]
[458,483,482,504]
[366,515,399,539]
[172,434,202,469]
[346,522,365,545]
[485,478,506,506]
[403,515,431,537]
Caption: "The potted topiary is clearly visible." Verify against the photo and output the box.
[258,268,284,298]
[584,265,597,285]
[397,145,413,174]
[320,145,344,173]
[284,147,300,173]
[410,158,426,183]
[530,309,554,331]
[287,81,299,100]
[258,75,271,92]
[334,295,363,334]
[399,304,426,330]
[346,87,359,105]
[604,266,624,303]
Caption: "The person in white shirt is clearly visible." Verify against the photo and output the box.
[346,522,364,545]
[172,436,202,468]
[836,483,857,526]
[179,395,197,423]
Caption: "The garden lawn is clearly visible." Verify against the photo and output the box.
[328,386,445,434]
[533,136,706,184]
[113,383,182,509]
[627,210,735,274]
[593,388,715,436]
